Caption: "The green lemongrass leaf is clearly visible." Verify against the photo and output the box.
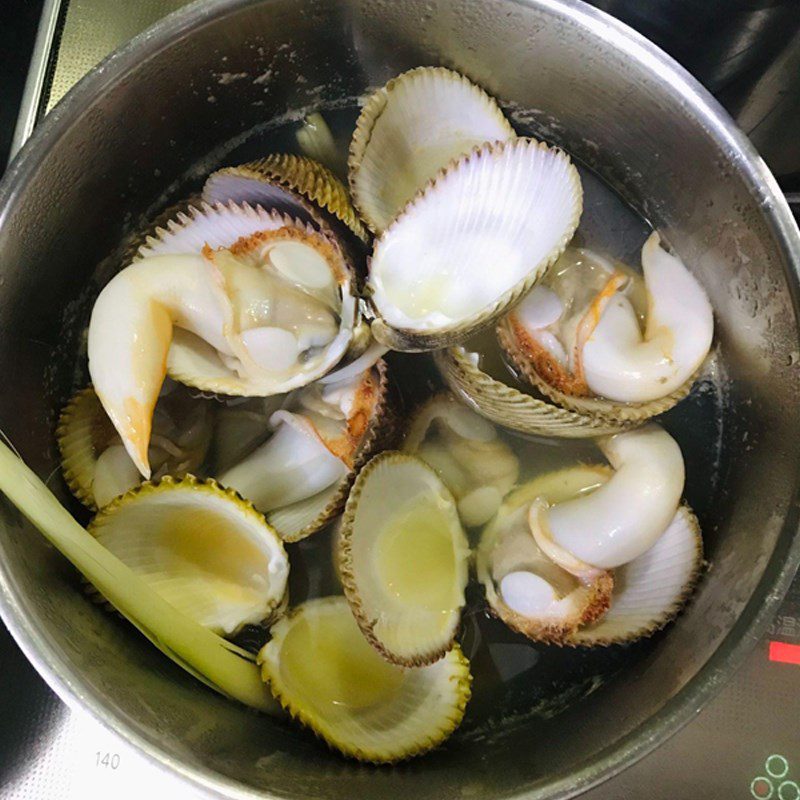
[0,441,280,714]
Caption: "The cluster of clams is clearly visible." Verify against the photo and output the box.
[57,67,712,763]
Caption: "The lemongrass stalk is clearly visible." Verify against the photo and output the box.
[0,441,279,714]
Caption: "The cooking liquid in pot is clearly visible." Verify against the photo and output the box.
[62,104,726,745]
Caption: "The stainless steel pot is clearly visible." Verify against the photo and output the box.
[0,1,799,798]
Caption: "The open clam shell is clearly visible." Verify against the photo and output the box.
[367,138,583,351]
[477,466,615,644]
[203,154,369,243]
[135,201,360,397]
[88,475,289,636]
[566,504,703,646]
[348,66,515,234]
[57,384,213,510]
[497,318,694,424]
[401,393,519,527]
[216,360,395,543]
[434,345,632,438]
[257,597,471,763]
[497,240,706,424]
[478,464,703,646]
[338,451,471,666]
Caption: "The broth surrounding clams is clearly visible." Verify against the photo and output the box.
[8,66,717,764]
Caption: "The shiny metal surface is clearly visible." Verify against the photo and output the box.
[9,0,62,158]
[45,0,191,113]
[0,1,799,799]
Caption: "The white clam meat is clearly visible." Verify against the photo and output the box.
[88,203,357,478]
[582,233,713,402]
[476,466,614,643]
[504,234,713,404]
[402,394,519,527]
[219,409,349,512]
[216,363,389,541]
[530,424,685,573]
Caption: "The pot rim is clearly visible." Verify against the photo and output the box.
[0,0,799,798]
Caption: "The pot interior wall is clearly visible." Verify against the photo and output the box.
[0,1,798,798]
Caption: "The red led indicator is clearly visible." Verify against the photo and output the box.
[768,641,800,665]
[751,777,774,799]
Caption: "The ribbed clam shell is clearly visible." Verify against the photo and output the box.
[57,386,214,510]
[56,387,114,510]
[476,466,615,644]
[434,347,632,438]
[367,138,583,351]
[88,475,289,636]
[204,154,368,243]
[349,66,515,234]
[497,317,696,424]
[258,597,471,763]
[266,359,397,542]
[136,200,298,259]
[567,505,703,646]
[118,194,202,266]
[338,451,470,666]
[133,201,359,396]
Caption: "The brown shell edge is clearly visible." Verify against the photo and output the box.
[367,138,583,352]
[278,358,398,543]
[337,451,466,667]
[497,317,697,425]
[260,606,472,764]
[483,570,615,646]
[433,347,631,439]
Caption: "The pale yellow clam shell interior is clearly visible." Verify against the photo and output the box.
[89,477,289,636]
[339,452,470,665]
[258,596,471,763]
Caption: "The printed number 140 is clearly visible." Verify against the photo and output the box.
[95,752,120,770]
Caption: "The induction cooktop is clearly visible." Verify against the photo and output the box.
[2,2,799,798]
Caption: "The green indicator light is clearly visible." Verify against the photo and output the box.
[768,756,790,780]
[752,777,776,799]
[778,781,799,800]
